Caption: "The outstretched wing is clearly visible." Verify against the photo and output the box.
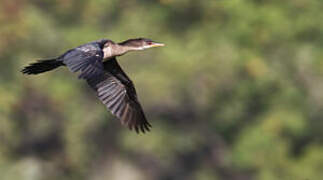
[86,58,151,133]
[62,43,104,79]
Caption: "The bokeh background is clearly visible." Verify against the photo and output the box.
[1,0,323,179]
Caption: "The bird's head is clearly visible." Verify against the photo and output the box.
[119,38,165,50]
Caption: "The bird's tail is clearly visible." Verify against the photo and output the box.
[21,59,64,75]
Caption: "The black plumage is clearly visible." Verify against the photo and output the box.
[86,58,151,133]
[21,38,164,133]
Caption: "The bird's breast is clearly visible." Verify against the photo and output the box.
[103,46,113,59]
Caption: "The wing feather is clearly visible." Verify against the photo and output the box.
[85,58,151,133]
[60,42,151,133]
[62,43,104,79]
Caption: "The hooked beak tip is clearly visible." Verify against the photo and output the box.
[151,43,165,47]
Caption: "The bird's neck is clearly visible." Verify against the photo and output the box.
[103,43,142,59]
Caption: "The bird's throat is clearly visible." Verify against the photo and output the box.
[103,44,142,60]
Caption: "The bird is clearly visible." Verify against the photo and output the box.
[21,38,165,133]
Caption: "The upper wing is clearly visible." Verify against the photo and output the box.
[62,43,104,79]
[86,58,151,133]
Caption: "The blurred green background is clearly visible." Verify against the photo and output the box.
[1,0,323,179]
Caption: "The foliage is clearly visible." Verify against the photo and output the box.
[0,0,323,179]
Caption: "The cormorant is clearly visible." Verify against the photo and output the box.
[21,38,165,133]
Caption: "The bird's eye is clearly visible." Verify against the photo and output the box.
[147,41,153,45]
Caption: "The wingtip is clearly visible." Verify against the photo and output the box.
[129,122,152,134]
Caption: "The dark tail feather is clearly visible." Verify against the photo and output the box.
[21,59,63,75]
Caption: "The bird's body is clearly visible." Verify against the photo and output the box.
[22,38,164,133]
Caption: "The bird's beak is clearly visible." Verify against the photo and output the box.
[150,42,165,48]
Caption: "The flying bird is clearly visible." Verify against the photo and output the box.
[21,38,165,133]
